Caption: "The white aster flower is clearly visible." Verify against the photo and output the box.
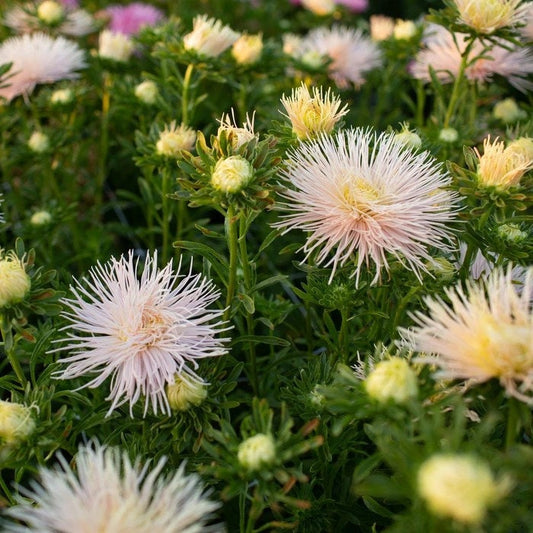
[4,440,222,532]
[53,251,229,416]
[183,14,239,58]
[274,128,457,285]
[4,2,96,37]
[404,266,533,404]
[410,24,533,93]
[0,32,86,102]
[300,25,382,88]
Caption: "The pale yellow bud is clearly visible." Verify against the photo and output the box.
[439,127,459,143]
[237,433,276,471]
[493,98,526,123]
[217,111,256,150]
[496,223,527,243]
[393,19,417,40]
[166,376,207,411]
[232,34,263,65]
[50,88,74,105]
[211,156,253,193]
[37,1,64,25]
[281,84,349,140]
[300,50,327,69]
[0,400,35,444]
[134,80,158,104]
[364,357,418,404]
[370,15,395,41]
[418,454,511,524]
[30,210,52,226]
[394,124,422,149]
[428,257,456,281]
[28,131,50,153]
[301,0,336,16]
[99,30,134,62]
[506,137,533,161]
[0,252,31,307]
[156,122,196,157]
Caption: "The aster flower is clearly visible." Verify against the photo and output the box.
[183,15,240,58]
[473,135,533,188]
[274,128,457,285]
[410,25,533,92]
[105,2,164,36]
[453,0,528,34]
[369,14,395,41]
[4,440,222,532]
[53,251,229,416]
[4,1,96,37]
[405,266,533,404]
[300,25,382,88]
[0,32,86,102]
[217,110,257,150]
[280,83,349,140]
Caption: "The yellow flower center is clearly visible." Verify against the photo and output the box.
[341,177,382,218]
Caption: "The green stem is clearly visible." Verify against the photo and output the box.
[338,307,349,364]
[223,205,239,323]
[505,397,520,451]
[96,71,112,218]
[1,321,26,387]
[161,168,171,265]
[443,39,475,128]
[181,64,195,127]
[415,80,425,128]
[239,215,258,395]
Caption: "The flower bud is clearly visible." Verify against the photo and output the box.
[28,131,50,153]
[439,127,458,143]
[156,122,196,157]
[30,210,52,226]
[418,454,511,525]
[496,223,527,243]
[370,15,395,41]
[364,357,418,404]
[166,376,207,411]
[232,34,263,65]
[394,124,422,149]
[211,156,253,193]
[50,88,74,105]
[0,252,31,307]
[493,98,526,123]
[0,400,35,444]
[393,19,417,40]
[506,137,533,161]
[99,30,134,62]
[37,1,64,25]
[134,80,158,104]
[301,0,336,16]
[237,433,276,471]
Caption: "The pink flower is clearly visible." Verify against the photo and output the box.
[301,25,382,88]
[410,24,533,93]
[274,128,457,285]
[105,2,164,36]
[0,33,86,102]
[53,251,229,416]
[290,0,368,12]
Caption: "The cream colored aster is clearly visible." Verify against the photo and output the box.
[301,0,336,15]
[280,83,349,140]
[0,32,86,102]
[300,25,382,88]
[156,122,196,157]
[217,109,257,150]
[53,251,229,416]
[410,24,533,93]
[183,14,239,58]
[417,453,511,525]
[454,0,528,34]
[274,128,457,285]
[4,441,222,532]
[405,266,533,404]
[369,15,395,41]
[474,135,533,188]
[4,1,96,37]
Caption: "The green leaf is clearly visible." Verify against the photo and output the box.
[232,335,290,347]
